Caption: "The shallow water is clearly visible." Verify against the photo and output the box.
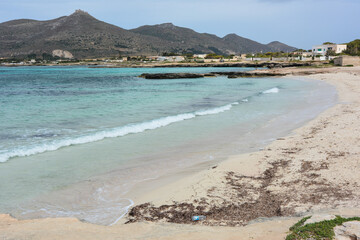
[0,66,337,225]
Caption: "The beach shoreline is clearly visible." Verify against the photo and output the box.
[1,66,360,240]
[0,60,313,68]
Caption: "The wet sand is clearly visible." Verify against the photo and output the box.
[1,66,360,240]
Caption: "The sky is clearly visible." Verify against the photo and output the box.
[0,0,359,49]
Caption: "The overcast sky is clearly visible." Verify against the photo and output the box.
[1,0,359,49]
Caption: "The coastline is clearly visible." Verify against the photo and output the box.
[0,60,313,68]
[1,66,360,239]
[124,68,360,223]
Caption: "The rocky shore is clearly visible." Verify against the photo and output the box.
[139,71,286,79]
[139,73,207,79]
[90,61,313,69]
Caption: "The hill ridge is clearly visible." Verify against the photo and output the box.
[0,10,297,58]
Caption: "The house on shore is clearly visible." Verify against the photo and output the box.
[157,56,185,62]
[193,54,207,59]
[312,44,347,56]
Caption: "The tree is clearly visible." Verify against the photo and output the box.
[326,49,336,57]
[294,49,306,52]
[42,53,54,60]
[343,39,360,56]
[26,53,37,60]
[162,52,179,56]
[323,42,335,45]
[205,53,223,59]
[183,53,194,58]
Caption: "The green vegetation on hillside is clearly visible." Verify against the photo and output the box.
[205,53,223,59]
[344,39,360,56]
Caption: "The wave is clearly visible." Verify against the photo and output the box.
[262,87,279,94]
[0,102,239,163]
[195,103,235,116]
[1,86,283,163]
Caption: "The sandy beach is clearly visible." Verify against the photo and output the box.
[1,66,360,240]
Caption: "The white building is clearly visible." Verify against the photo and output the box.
[312,44,347,56]
[193,54,207,59]
[157,56,185,62]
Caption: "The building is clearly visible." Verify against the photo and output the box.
[157,56,185,62]
[240,54,247,59]
[147,56,159,61]
[231,55,241,61]
[157,56,168,61]
[312,44,347,56]
[292,51,313,57]
[334,55,360,66]
[169,56,185,62]
[193,54,207,59]
[203,58,221,63]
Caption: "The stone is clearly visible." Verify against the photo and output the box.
[139,73,205,79]
[304,214,336,225]
[334,221,360,240]
[52,49,74,59]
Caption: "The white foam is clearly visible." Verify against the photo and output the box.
[262,87,279,94]
[109,199,134,226]
[195,103,234,116]
[0,103,239,163]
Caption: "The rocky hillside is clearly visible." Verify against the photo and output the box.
[222,33,272,54]
[266,41,296,52]
[0,10,297,59]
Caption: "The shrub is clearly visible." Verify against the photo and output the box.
[286,215,360,240]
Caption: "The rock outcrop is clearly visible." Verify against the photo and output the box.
[52,50,74,59]
[139,73,206,79]
[138,71,285,79]
[210,71,286,78]
[304,214,336,225]
[334,221,360,240]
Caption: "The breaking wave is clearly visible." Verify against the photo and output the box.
[0,102,239,163]
[262,87,279,94]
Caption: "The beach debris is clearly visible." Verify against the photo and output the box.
[192,215,206,221]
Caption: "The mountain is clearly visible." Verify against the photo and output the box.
[130,24,278,55]
[266,41,297,53]
[0,10,297,59]
[130,23,229,55]
[0,10,166,58]
[222,34,272,54]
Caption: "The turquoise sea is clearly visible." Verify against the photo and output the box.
[0,66,337,225]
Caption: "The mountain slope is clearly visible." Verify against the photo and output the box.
[130,23,231,55]
[222,34,272,54]
[266,41,297,52]
[0,10,163,58]
[0,10,297,58]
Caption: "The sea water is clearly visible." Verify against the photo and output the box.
[0,66,337,225]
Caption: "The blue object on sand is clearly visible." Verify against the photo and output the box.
[192,215,206,221]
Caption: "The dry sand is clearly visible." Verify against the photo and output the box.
[1,66,360,240]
